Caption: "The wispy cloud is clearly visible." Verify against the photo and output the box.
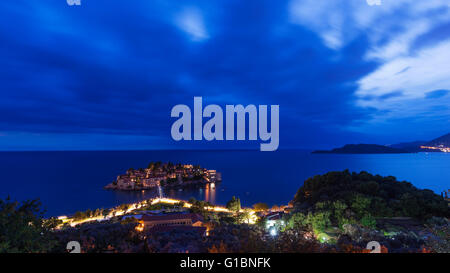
[356,39,450,124]
[289,0,450,51]
[289,0,450,132]
[0,0,449,150]
[175,7,209,41]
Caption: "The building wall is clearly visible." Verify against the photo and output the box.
[143,218,193,228]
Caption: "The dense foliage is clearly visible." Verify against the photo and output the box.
[53,221,142,253]
[253,203,269,211]
[283,171,450,252]
[226,196,241,212]
[292,170,449,221]
[0,197,59,253]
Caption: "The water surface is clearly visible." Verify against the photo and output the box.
[0,150,448,216]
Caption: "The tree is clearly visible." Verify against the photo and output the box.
[292,170,449,220]
[360,214,376,228]
[306,212,331,234]
[351,194,371,218]
[226,196,241,212]
[0,197,58,253]
[285,212,307,230]
[208,241,229,253]
[253,203,269,211]
[236,209,253,224]
[73,211,86,220]
[331,200,350,228]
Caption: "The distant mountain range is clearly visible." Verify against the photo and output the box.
[313,133,450,154]
[390,141,430,153]
[312,144,410,154]
[390,133,450,152]
[425,133,450,147]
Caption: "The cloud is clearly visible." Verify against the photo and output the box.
[365,20,432,61]
[425,89,450,99]
[288,0,345,49]
[0,0,449,150]
[288,0,450,52]
[288,0,450,139]
[175,7,209,41]
[356,39,450,119]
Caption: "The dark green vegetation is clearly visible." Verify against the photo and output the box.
[188,197,213,217]
[312,144,410,154]
[53,221,142,253]
[0,170,448,253]
[73,208,110,221]
[253,203,269,211]
[0,197,60,253]
[226,196,241,212]
[144,223,323,253]
[284,170,449,251]
[292,170,449,221]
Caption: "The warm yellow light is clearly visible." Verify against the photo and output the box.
[57,196,258,228]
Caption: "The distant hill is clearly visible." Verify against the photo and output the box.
[389,133,450,152]
[313,133,450,154]
[390,141,427,149]
[312,144,410,154]
[425,133,450,147]
[390,141,429,153]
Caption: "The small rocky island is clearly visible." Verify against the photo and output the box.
[104,162,221,191]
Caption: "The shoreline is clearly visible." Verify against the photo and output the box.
[104,178,220,191]
[107,162,221,191]
[55,196,252,228]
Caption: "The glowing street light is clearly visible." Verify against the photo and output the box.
[269,227,277,237]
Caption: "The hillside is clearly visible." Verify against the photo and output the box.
[389,133,450,152]
[390,141,427,152]
[312,144,410,154]
[426,133,450,147]
[292,170,449,220]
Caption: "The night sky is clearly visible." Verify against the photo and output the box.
[1,0,449,150]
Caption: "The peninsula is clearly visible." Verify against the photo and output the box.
[312,144,410,154]
[104,162,221,191]
[312,133,450,154]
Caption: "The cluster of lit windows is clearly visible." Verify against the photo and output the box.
[152,220,192,226]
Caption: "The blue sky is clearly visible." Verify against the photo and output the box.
[0,0,449,150]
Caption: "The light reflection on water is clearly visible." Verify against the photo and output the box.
[0,150,449,216]
[110,182,218,206]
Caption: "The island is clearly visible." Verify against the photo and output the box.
[104,162,221,191]
[312,144,410,154]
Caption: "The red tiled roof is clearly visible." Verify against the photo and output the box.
[142,213,203,222]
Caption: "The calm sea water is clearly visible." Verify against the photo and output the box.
[0,150,448,216]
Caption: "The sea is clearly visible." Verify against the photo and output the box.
[0,150,448,217]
